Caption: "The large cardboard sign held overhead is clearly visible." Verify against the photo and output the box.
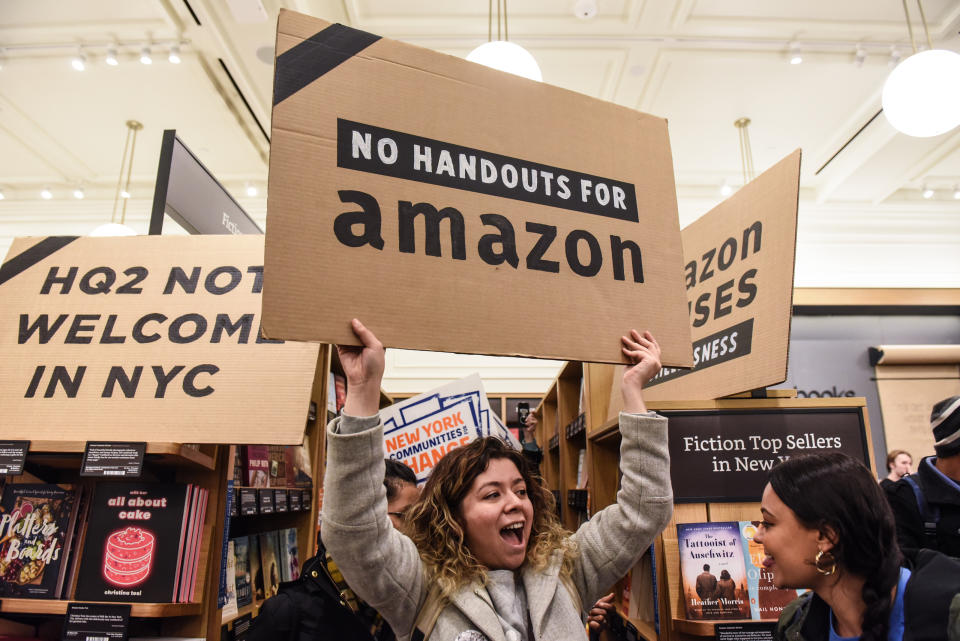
[642,150,802,401]
[262,10,693,367]
[0,236,319,443]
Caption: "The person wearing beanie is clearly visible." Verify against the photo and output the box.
[885,395,960,558]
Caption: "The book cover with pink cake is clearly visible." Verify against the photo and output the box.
[74,483,191,602]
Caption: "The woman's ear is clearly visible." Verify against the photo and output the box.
[817,524,839,551]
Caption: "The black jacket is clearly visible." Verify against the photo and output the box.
[773,549,960,641]
[886,456,960,558]
[247,552,395,641]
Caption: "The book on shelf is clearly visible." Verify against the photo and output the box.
[678,521,801,622]
[285,437,314,488]
[233,536,252,607]
[74,482,204,603]
[258,531,281,598]
[248,534,265,602]
[221,539,238,621]
[278,528,300,582]
[244,445,270,488]
[739,521,804,620]
[327,373,338,413]
[0,483,80,599]
[268,445,286,487]
[334,374,346,413]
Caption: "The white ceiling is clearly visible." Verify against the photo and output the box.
[1,0,959,392]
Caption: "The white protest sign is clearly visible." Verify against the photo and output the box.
[380,374,519,482]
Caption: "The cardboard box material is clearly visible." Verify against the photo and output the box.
[262,10,693,366]
[0,235,319,443]
[608,150,802,410]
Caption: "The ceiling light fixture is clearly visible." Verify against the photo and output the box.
[789,43,803,65]
[71,49,86,71]
[467,0,542,81]
[168,44,181,64]
[0,48,6,71]
[105,46,119,66]
[140,46,152,65]
[854,45,866,67]
[882,0,960,137]
[41,188,53,200]
[92,120,142,236]
[735,117,756,185]
[720,180,733,197]
[921,184,934,199]
[245,182,258,197]
[573,0,598,20]
[953,185,960,200]
[889,47,903,68]
[73,187,85,200]
[0,188,6,200]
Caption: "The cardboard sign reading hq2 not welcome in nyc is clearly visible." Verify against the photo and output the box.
[0,236,319,443]
[262,10,693,367]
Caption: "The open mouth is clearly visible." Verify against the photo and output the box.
[500,522,525,546]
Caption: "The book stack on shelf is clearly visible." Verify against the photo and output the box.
[219,528,301,617]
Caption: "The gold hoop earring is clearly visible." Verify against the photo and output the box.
[815,549,836,576]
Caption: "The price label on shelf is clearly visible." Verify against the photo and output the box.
[239,487,259,516]
[61,603,131,641]
[80,442,146,478]
[0,440,29,475]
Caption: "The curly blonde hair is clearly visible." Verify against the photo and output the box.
[405,437,577,598]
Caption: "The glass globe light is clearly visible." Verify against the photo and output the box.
[882,49,960,137]
[467,41,542,82]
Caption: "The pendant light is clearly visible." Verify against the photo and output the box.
[881,0,960,137]
[91,120,142,236]
[467,0,542,82]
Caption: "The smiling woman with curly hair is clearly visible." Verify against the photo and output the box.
[321,319,673,641]
[406,435,577,600]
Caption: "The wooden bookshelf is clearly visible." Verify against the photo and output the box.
[0,598,203,618]
[21,441,215,470]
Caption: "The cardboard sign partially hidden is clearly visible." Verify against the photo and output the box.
[0,236,319,443]
[380,374,517,483]
[263,10,692,367]
[642,150,802,401]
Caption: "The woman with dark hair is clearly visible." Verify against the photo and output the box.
[755,452,960,641]
[322,319,672,641]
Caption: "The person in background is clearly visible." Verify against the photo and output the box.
[322,319,672,641]
[880,449,912,491]
[385,458,419,528]
[754,452,960,641]
[248,458,419,641]
[886,395,960,558]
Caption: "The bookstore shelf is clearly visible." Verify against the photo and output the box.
[0,598,203,617]
[23,441,215,470]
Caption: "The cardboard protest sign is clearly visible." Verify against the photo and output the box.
[262,10,692,367]
[0,236,319,443]
[642,150,802,401]
[380,374,518,482]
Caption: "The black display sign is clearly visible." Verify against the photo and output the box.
[0,440,29,475]
[665,408,869,503]
[80,442,146,478]
[715,621,776,641]
[239,488,258,516]
[62,603,131,641]
[258,488,274,514]
[274,489,288,512]
[289,489,302,511]
[301,489,312,511]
